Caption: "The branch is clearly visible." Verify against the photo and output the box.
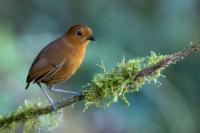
[133,42,200,80]
[0,95,84,128]
[0,42,200,129]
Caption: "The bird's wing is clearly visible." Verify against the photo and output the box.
[34,60,65,83]
[26,38,66,83]
[26,57,65,83]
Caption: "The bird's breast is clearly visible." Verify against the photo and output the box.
[64,48,86,75]
[47,47,86,84]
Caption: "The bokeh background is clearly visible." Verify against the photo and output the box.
[0,0,200,133]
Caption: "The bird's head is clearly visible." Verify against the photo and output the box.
[65,24,95,46]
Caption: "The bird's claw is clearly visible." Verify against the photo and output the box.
[51,101,58,111]
[72,92,82,96]
[62,91,82,96]
[50,92,82,111]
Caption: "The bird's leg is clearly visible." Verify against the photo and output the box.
[37,83,57,111]
[49,85,81,95]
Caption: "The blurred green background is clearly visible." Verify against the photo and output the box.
[0,0,200,133]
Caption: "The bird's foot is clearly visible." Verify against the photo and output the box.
[49,87,82,96]
[71,91,82,96]
[50,101,58,111]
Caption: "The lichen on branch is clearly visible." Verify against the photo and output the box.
[83,52,167,109]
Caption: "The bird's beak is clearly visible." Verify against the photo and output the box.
[87,36,95,41]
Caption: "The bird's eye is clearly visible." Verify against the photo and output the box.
[77,30,82,36]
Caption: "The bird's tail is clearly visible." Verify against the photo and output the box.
[25,83,30,90]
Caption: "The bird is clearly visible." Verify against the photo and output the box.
[25,24,95,110]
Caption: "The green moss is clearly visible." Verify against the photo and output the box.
[39,112,63,130]
[0,100,61,132]
[83,52,167,109]
[23,118,40,133]
[145,52,167,80]
[0,122,16,133]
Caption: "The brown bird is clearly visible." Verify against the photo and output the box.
[25,24,95,110]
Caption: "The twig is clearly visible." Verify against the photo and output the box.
[133,43,200,80]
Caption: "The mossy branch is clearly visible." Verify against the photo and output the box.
[133,42,200,80]
[0,42,200,131]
